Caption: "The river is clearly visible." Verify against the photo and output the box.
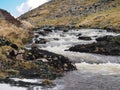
[0,29,120,90]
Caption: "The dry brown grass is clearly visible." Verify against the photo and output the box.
[78,5,120,30]
[0,20,29,46]
[0,17,31,61]
[32,0,120,31]
[19,0,98,27]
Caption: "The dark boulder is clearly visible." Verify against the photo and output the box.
[34,38,48,44]
[96,35,113,42]
[35,34,39,38]
[77,33,82,36]
[10,44,18,50]
[43,28,52,32]
[63,29,68,32]
[37,31,47,36]
[53,38,59,40]
[43,26,53,32]
[78,36,92,40]
[69,35,120,56]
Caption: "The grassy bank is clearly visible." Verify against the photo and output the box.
[19,0,120,32]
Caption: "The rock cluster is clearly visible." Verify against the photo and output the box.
[69,35,120,55]
[24,46,76,71]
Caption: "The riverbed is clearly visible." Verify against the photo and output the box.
[1,29,120,90]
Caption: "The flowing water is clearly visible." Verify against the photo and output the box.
[1,29,120,90]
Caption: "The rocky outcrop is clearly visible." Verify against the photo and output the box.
[24,46,76,71]
[69,35,120,55]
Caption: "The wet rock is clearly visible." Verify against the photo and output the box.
[63,29,68,32]
[96,35,113,42]
[35,34,39,38]
[53,38,59,40]
[43,28,52,32]
[60,34,65,37]
[78,36,92,40]
[34,38,48,44]
[37,31,47,36]
[24,47,76,71]
[31,43,38,48]
[77,33,82,36]
[43,26,53,32]
[69,35,120,55]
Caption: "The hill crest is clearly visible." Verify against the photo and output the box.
[19,0,120,31]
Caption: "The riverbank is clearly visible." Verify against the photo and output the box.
[0,28,120,90]
[0,27,77,84]
[0,26,119,78]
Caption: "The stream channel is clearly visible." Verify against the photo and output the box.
[0,29,120,90]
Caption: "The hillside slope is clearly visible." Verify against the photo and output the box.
[19,0,120,31]
[0,9,32,60]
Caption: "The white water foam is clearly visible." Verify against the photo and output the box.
[76,62,120,75]
[0,84,26,90]
[36,29,120,75]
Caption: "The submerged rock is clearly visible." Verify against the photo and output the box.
[78,36,92,40]
[34,38,48,44]
[77,33,82,36]
[53,38,59,40]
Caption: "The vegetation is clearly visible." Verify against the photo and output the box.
[78,5,120,31]
[19,0,120,31]
[0,9,34,78]
[0,0,120,79]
